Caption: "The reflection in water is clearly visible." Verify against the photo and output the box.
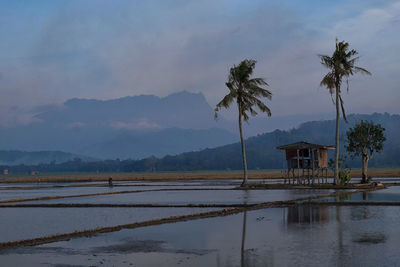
[2,204,399,266]
[363,191,368,201]
[241,249,273,267]
[353,232,387,244]
[286,205,329,224]
[350,206,376,221]
[241,190,248,267]
[335,193,352,202]
[336,206,345,267]
[241,210,247,267]
[239,189,274,267]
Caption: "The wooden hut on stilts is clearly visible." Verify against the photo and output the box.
[277,142,335,185]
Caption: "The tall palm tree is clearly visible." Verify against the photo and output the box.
[319,39,371,184]
[215,59,272,186]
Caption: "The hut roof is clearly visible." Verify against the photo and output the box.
[276,141,335,150]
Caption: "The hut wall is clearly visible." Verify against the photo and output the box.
[286,148,309,160]
[285,149,297,160]
[317,148,328,168]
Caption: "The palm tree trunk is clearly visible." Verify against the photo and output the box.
[334,86,340,185]
[238,104,248,187]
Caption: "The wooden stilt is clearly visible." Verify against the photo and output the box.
[301,150,305,185]
[311,149,315,184]
[297,149,300,184]
[282,150,286,184]
[326,168,328,184]
[292,168,295,184]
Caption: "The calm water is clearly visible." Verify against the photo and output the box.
[1,181,400,266]
[0,185,234,202]
[25,188,334,205]
[314,186,400,203]
[0,207,220,242]
[1,205,399,266]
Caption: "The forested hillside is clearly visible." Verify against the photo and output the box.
[2,113,399,173]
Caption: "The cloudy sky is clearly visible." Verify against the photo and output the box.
[0,0,399,126]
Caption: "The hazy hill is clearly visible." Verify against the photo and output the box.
[0,150,95,166]
[35,91,219,129]
[145,113,400,170]
[5,113,399,173]
[79,127,238,159]
[0,91,237,158]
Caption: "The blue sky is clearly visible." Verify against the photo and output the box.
[0,0,399,125]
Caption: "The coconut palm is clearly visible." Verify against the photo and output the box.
[319,39,371,184]
[215,59,272,186]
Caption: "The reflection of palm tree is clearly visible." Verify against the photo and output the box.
[336,206,345,266]
[241,210,247,267]
[215,59,272,187]
[241,190,249,267]
[319,40,371,184]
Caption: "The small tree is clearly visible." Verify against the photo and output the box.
[345,121,386,183]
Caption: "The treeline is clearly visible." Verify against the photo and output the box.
[1,113,399,174]
[0,150,94,166]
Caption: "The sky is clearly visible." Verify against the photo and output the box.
[0,0,399,126]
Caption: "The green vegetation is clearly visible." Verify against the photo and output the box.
[346,121,386,183]
[319,39,371,184]
[329,156,351,185]
[215,59,272,186]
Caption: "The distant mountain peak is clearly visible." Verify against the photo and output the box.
[63,91,206,106]
[30,90,221,135]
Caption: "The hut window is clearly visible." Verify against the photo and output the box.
[300,149,309,157]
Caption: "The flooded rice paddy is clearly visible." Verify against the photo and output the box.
[0,178,399,266]
[0,207,220,243]
[25,188,335,205]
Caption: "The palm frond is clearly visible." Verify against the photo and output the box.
[248,84,272,100]
[214,93,234,120]
[320,72,335,95]
[242,109,250,122]
[248,77,268,86]
[354,66,372,75]
[319,40,371,102]
[318,54,334,69]
[216,59,272,122]
[339,94,348,123]
[252,97,271,117]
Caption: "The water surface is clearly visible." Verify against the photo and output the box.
[0,207,219,243]
[26,189,335,205]
[1,205,399,266]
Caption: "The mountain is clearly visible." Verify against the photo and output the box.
[0,150,95,166]
[35,91,219,129]
[0,91,236,158]
[79,127,238,159]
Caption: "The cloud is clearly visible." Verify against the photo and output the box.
[0,106,42,128]
[65,122,86,129]
[330,2,400,45]
[109,119,160,131]
[0,0,399,126]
